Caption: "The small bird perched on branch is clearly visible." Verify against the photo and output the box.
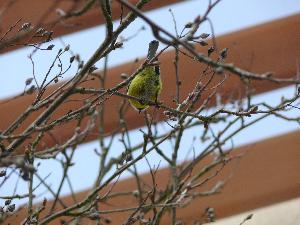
[127,64,162,112]
[127,40,162,112]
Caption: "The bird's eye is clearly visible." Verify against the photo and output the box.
[155,66,160,75]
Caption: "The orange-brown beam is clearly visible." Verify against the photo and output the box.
[0,0,180,53]
[5,130,300,224]
[0,14,299,153]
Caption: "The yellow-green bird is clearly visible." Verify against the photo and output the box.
[127,65,162,112]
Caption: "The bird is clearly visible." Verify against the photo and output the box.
[127,64,162,113]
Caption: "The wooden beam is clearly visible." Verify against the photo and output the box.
[0,0,180,53]
[0,14,299,153]
[5,130,300,224]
